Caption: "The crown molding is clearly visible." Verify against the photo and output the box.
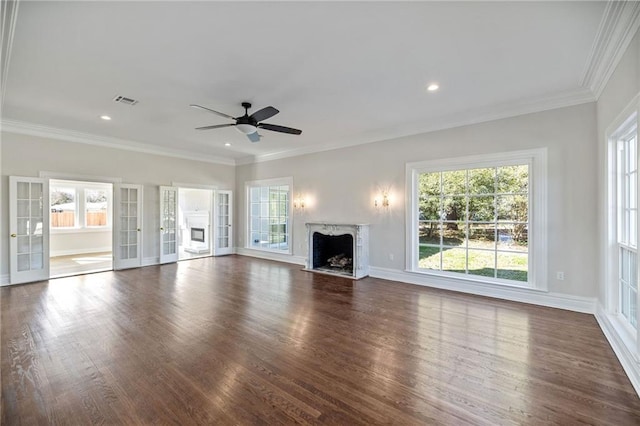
[0,119,236,166]
[1,0,20,108]
[236,86,596,166]
[581,1,640,100]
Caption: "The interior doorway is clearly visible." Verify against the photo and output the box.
[178,188,212,260]
[49,179,113,277]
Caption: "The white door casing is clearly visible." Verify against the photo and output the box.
[9,176,50,284]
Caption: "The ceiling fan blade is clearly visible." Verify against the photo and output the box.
[190,104,236,121]
[246,132,261,143]
[249,106,279,122]
[258,123,302,135]
[195,123,236,130]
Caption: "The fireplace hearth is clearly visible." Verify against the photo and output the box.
[305,223,369,279]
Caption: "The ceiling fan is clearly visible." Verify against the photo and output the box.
[190,102,302,143]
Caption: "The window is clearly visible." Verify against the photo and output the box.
[50,187,76,228]
[85,189,108,227]
[611,112,638,329]
[49,180,112,231]
[407,149,547,289]
[246,178,291,253]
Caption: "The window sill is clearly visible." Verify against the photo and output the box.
[408,268,543,292]
[245,246,292,256]
[51,227,112,234]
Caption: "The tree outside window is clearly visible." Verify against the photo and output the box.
[50,188,76,228]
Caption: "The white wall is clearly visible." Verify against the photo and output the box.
[1,132,235,277]
[179,188,211,214]
[236,102,599,299]
[50,231,111,256]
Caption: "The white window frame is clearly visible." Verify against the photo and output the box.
[605,94,640,352]
[245,177,293,255]
[49,179,113,233]
[406,148,547,290]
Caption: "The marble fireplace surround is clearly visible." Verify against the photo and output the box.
[305,223,369,279]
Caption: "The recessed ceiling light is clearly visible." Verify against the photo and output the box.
[224,142,231,147]
[427,83,440,92]
[100,115,112,120]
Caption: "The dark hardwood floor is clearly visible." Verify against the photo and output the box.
[2,255,639,425]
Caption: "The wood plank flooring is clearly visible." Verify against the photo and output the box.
[49,251,113,278]
[2,255,639,425]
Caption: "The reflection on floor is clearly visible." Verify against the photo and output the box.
[50,252,113,278]
[179,247,211,261]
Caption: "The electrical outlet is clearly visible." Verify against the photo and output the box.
[556,271,564,281]
[389,253,394,261]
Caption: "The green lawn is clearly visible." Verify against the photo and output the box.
[418,244,528,282]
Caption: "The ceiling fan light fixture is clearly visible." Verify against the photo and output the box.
[236,123,258,134]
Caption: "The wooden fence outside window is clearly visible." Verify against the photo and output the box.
[51,211,107,227]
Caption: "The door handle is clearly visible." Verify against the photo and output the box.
[137,228,141,232]
[160,227,164,231]
[10,233,16,238]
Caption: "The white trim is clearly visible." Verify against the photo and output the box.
[603,93,640,356]
[0,274,10,286]
[581,1,640,100]
[50,247,112,257]
[1,119,236,166]
[142,257,159,267]
[171,182,219,190]
[595,303,640,397]
[370,266,596,314]
[235,88,594,165]
[235,247,306,266]
[39,171,122,184]
[405,148,548,291]
[1,0,20,108]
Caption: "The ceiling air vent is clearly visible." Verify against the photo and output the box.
[113,95,138,106]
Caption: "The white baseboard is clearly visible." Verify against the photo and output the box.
[0,274,10,286]
[50,247,112,257]
[595,304,640,397]
[142,257,159,267]
[235,247,306,266]
[369,267,597,314]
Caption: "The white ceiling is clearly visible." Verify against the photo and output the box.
[3,1,606,164]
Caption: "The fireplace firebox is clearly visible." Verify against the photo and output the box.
[191,227,205,243]
[305,223,369,279]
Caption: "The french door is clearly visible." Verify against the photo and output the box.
[9,177,49,284]
[214,190,233,255]
[114,184,143,269]
[159,186,178,263]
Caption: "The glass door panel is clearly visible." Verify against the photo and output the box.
[10,177,49,284]
[160,186,178,263]
[114,184,142,269]
[215,190,233,255]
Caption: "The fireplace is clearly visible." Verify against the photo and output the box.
[184,212,210,254]
[190,227,205,243]
[305,223,369,279]
[313,233,354,275]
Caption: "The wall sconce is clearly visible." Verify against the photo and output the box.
[374,192,390,209]
[293,194,306,210]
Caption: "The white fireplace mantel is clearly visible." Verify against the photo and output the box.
[305,223,369,279]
